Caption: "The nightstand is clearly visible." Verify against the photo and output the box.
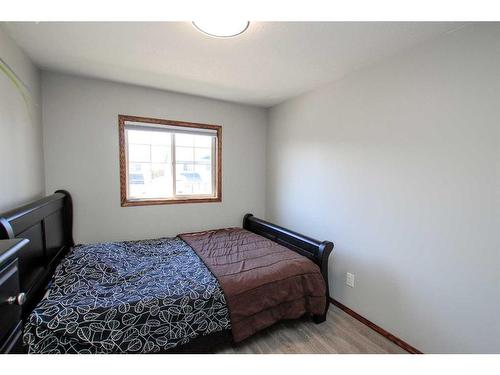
[0,238,29,354]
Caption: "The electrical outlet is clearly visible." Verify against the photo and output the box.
[346,272,355,288]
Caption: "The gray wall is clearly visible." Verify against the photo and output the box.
[42,72,267,244]
[267,24,500,353]
[0,27,44,212]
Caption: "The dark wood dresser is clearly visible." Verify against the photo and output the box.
[0,238,29,354]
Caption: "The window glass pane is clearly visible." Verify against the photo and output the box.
[149,163,172,198]
[194,134,213,148]
[128,162,172,199]
[194,147,211,164]
[126,126,174,199]
[128,162,150,198]
[193,164,213,195]
[128,144,150,162]
[175,146,194,164]
[151,145,170,163]
[151,131,171,145]
[175,163,212,196]
[175,163,194,195]
[175,133,194,147]
[127,129,151,144]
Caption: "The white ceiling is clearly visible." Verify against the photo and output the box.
[3,22,467,107]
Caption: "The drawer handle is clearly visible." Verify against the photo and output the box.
[7,293,26,306]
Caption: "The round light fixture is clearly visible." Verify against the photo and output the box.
[192,20,250,38]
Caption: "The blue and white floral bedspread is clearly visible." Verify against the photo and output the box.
[23,237,231,353]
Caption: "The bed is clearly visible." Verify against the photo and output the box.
[0,191,333,354]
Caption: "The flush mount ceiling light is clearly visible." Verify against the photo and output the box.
[192,21,250,38]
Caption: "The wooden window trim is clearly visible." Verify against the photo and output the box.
[119,114,222,207]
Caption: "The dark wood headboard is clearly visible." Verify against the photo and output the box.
[243,213,333,318]
[0,190,74,318]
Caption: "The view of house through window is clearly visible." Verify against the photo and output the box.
[119,115,221,206]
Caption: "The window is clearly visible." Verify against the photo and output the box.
[119,115,221,206]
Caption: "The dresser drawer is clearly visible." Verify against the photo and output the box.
[0,321,23,353]
[0,259,22,345]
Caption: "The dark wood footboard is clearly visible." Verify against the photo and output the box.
[243,214,334,321]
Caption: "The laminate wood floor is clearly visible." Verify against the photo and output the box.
[216,305,407,354]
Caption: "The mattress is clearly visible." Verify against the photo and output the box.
[24,228,326,353]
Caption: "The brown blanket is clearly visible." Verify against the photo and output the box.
[179,228,326,342]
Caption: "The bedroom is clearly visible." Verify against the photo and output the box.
[1,0,499,372]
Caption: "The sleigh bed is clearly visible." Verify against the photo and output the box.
[0,191,333,354]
